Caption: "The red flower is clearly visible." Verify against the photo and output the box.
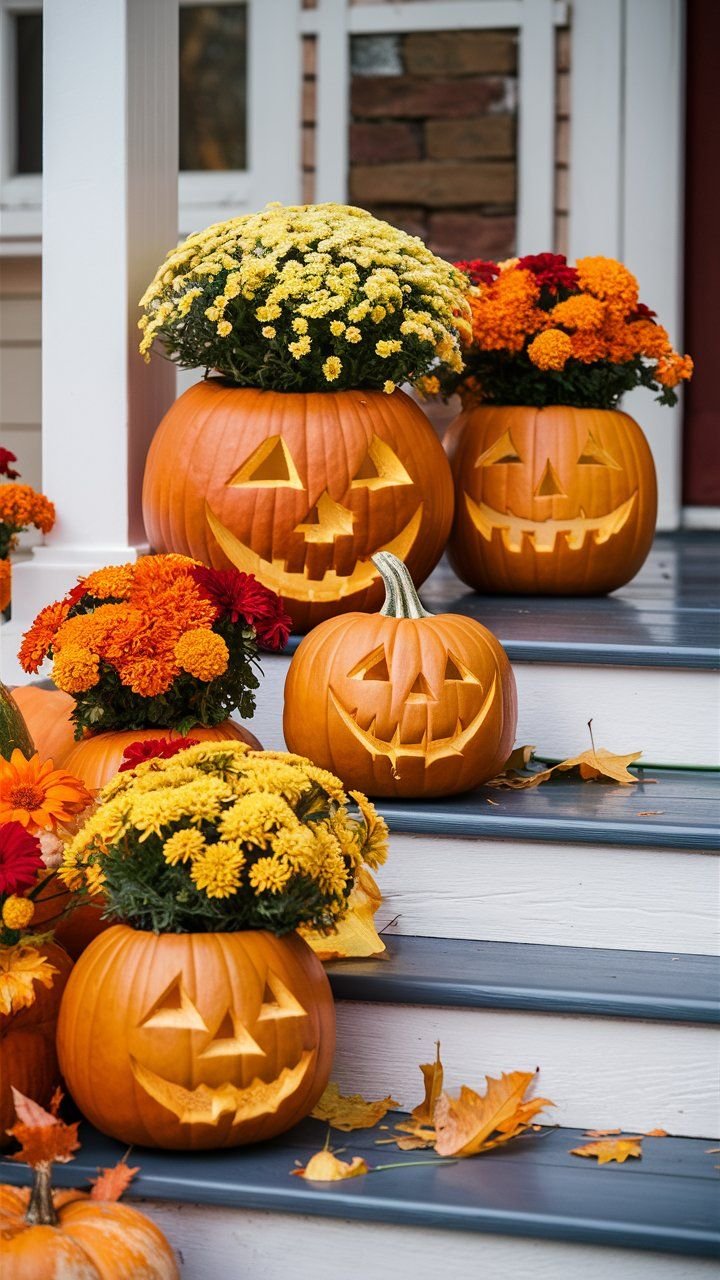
[629,302,657,322]
[190,565,291,651]
[0,822,44,893]
[0,449,20,480]
[454,259,500,287]
[517,253,578,294]
[119,736,199,772]
[252,595,292,652]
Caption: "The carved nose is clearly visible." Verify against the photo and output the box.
[294,491,354,543]
[534,459,566,498]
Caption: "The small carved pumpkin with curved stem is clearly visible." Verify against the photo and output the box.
[284,553,517,797]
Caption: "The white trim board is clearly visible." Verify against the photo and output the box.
[374,834,720,956]
[135,1202,720,1280]
[333,1002,719,1138]
[683,507,720,531]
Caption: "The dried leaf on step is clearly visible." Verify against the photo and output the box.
[488,747,644,789]
[584,1128,622,1138]
[434,1070,553,1158]
[292,1150,369,1181]
[645,1128,668,1138]
[411,1042,444,1125]
[571,1138,642,1164]
[89,1158,140,1201]
[301,867,385,960]
[388,1119,437,1150]
[637,811,664,817]
[7,1089,80,1168]
[502,745,536,771]
[311,1081,399,1131]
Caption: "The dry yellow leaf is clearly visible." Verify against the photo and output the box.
[645,1128,668,1138]
[502,744,537,771]
[301,867,385,960]
[584,1127,622,1138]
[292,1150,370,1181]
[434,1070,553,1158]
[411,1041,444,1125]
[488,747,644,790]
[311,1081,400,1131]
[571,1137,642,1164]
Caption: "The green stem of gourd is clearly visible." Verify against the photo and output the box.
[372,553,433,620]
[26,1164,58,1226]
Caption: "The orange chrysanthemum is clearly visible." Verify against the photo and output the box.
[0,485,55,536]
[550,295,606,330]
[576,256,639,317]
[467,268,544,353]
[19,598,73,673]
[0,750,92,834]
[83,563,135,600]
[175,628,229,681]
[656,352,694,388]
[52,643,100,694]
[527,329,573,371]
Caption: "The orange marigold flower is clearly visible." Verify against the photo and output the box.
[52,643,100,694]
[527,329,573,371]
[570,331,609,364]
[54,603,130,655]
[656,352,694,387]
[83,563,135,600]
[175,628,229,681]
[113,652,177,698]
[468,267,543,353]
[0,485,55,535]
[19,599,73,673]
[576,256,639,316]
[550,295,606,330]
[0,749,92,834]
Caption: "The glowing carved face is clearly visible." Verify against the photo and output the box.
[205,423,430,613]
[129,967,315,1129]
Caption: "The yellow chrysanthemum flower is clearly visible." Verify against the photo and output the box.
[1,897,35,930]
[249,856,292,895]
[191,844,245,899]
[163,828,207,865]
[322,356,342,382]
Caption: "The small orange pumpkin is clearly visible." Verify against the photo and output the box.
[445,404,657,594]
[142,381,454,632]
[9,686,76,767]
[0,942,73,1145]
[284,552,517,797]
[57,925,335,1150]
[62,719,261,792]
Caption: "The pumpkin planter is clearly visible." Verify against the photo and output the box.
[142,382,454,632]
[445,405,657,595]
[0,941,73,1145]
[284,552,517,797]
[57,925,335,1150]
[62,719,260,793]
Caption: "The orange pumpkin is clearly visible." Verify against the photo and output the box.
[142,381,454,632]
[9,686,76,767]
[0,942,73,1145]
[57,925,335,1150]
[62,719,261,792]
[0,1184,179,1278]
[445,405,657,594]
[284,552,517,797]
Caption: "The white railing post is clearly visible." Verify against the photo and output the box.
[1,0,178,683]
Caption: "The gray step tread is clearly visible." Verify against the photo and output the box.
[325,936,720,1023]
[3,1119,717,1258]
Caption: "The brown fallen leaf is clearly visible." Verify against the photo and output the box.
[411,1041,444,1126]
[434,1070,553,1158]
[486,798,499,806]
[503,745,536,771]
[571,1138,642,1164]
[704,1147,720,1154]
[292,1150,370,1181]
[488,747,645,790]
[89,1157,140,1201]
[637,811,665,817]
[645,1128,668,1138]
[311,1081,400,1132]
[584,1128,622,1137]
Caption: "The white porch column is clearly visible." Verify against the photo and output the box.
[1,0,178,683]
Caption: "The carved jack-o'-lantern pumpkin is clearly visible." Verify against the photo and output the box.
[57,926,335,1150]
[284,553,517,797]
[142,381,454,632]
[445,406,657,595]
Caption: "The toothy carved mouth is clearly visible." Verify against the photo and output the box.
[206,503,423,602]
[464,492,637,553]
[329,674,497,767]
[129,1050,315,1126]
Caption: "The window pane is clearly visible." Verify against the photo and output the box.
[15,13,43,175]
[179,4,247,171]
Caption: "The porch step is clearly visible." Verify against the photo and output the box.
[249,532,720,769]
[2,1118,717,1279]
[326,937,720,1137]
[372,766,720,955]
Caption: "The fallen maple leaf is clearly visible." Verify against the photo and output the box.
[292,1150,369,1181]
[645,1128,668,1138]
[89,1158,140,1201]
[7,1089,80,1168]
[584,1128,622,1138]
[571,1138,642,1164]
[311,1081,399,1131]
[301,867,385,960]
[434,1070,553,1158]
[488,747,645,789]
[502,744,536,771]
[411,1041,444,1126]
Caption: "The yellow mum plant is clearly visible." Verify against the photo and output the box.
[139,202,471,393]
[60,741,388,936]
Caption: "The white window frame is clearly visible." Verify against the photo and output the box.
[0,0,43,243]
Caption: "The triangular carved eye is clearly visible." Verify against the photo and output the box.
[444,653,481,684]
[577,431,622,469]
[138,976,208,1032]
[348,646,390,681]
[229,437,304,489]
[351,436,412,489]
[475,431,522,467]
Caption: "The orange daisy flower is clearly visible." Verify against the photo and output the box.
[0,750,92,834]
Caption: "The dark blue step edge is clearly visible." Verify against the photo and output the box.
[326,936,720,1024]
[2,1119,717,1259]
[374,767,720,851]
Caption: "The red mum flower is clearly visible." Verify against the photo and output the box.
[517,253,579,294]
[251,595,293,652]
[119,736,199,772]
[0,448,20,480]
[454,259,500,287]
[629,302,658,322]
[190,565,291,649]
[0,822,44,893]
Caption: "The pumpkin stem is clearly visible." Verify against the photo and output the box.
[372,553,433,620]
[26,1163,58,1227]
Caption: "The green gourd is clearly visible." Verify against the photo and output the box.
[0,680,35,760]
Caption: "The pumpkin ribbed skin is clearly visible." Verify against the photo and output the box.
[0,1185,179,1278]
[62,720,260,792]
[142,381,454,632]
[0,943,73,1145]
[10,687,75,767]
[57,926,335,1150]
[445,405,657,595]
[0,681,34,761]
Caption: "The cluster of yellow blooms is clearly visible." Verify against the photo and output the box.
[139,203,471,393]
[60,742,388,933]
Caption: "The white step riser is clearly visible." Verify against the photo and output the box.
[139,1202,719,1280]
[243,653,720,771]
[333,1003,719,1138]
[375,835,720,956]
